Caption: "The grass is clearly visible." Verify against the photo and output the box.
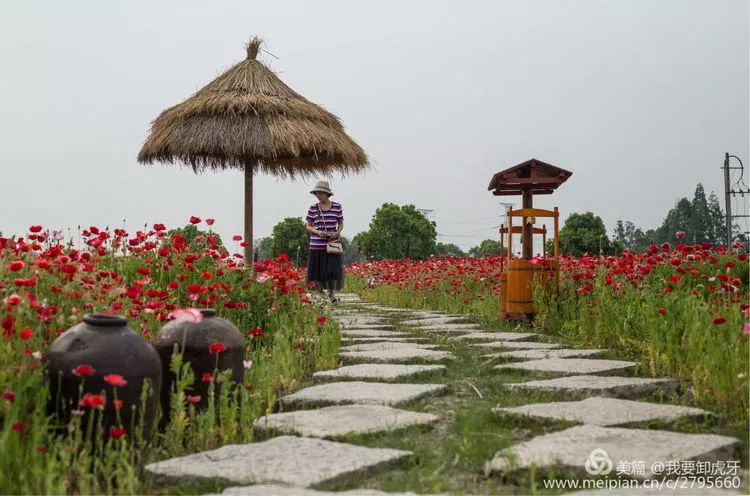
[312,283,749,494]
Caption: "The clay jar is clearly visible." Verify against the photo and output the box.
[47,314,162,440]
[153,309,245,416]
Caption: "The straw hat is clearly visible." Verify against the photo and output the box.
[310,180,333,196]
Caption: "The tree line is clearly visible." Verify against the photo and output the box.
[252,183,741,264]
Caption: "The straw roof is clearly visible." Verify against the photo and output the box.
[137,38,369,177]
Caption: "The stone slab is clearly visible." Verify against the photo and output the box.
[340,342,439,352]
[484,349,607,360]
[314,364,447,382]
[145,435,410,487]
[504,375,678,399]
[416,326,481,335]
[221,485,420,495]
[485,425,740,479]
[335,314,387,320]
[280,381,448,407]
[345,337,430,344]
[340,348,455,363]
[255,404,439,438]
[495,358,636,376]
[450,331,538,342]
[475,341,561,350]
[411,323,479,330]
[341,329,408,338]
[338,317,390,323]
[493,397,709,426]
[341,323,395,330]
[400,317,466,326]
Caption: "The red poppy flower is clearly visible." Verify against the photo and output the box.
[72,364,95,377]
[7,260,24,272]
[103,374,128,387]
[201,372,214,383]
[209,342,226,354]
[153,223,166,231]
[248,327,264,337]
[79,393,105,410]
[113,399,123,410]
[2,391,15,403]
[668,275,682,284]
[187,395,201,404]
[316,316,327,326]
[657,308,667,316]
[205,218,215,226]
[12,422,26,431]
[109,426,127,439]
[20,328,32,340]
[232,235,243,241]
[29,225,42,233]
[712,317,727,325]
[189,216,201,224]
[675,231,686,239]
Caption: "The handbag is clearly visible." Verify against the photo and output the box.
[318,204,343,255]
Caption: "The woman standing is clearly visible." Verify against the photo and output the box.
[305,180,344,303]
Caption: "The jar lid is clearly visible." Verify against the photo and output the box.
[83,313,128,327]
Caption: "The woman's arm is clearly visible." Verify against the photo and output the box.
[332,220,344,238]
[306,221,324,237]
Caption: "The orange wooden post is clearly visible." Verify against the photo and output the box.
[554,207,560,290]
[499,224,507,318]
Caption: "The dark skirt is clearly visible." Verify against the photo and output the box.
[306,249,344,291]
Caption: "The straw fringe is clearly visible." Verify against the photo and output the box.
[138,38,369,175]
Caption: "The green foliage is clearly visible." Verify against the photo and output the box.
[270,218,309,266]
[359,203,437,260]
[341,236,363,264]
[435,242,466,258]
[558,212,612,256]
[614,184,729,251]
[253,237,273,261]
[467,239,504,258]
[612,220,654,253]
[657,184,727,244]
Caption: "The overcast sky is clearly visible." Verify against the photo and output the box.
[1,0,748,252]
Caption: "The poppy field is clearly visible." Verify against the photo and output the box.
[0,219,339,494]
[347,236,750,420]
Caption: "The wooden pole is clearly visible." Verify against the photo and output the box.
[508,208,513,261]
[522,188,533,258]
[244,164,253,263]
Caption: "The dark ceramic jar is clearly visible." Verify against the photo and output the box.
[152,309,245,416]
[47,314,162,440]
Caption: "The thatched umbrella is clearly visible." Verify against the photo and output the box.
[137,37,369,261]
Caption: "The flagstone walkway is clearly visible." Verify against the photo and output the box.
[147,293,745,495]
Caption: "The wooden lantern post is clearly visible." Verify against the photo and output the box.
[487,159,572,320]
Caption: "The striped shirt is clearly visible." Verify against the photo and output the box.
[306,202,343,250]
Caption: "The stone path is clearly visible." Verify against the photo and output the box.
[145,292,743,494]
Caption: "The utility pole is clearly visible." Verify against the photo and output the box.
[723,152,750,246]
